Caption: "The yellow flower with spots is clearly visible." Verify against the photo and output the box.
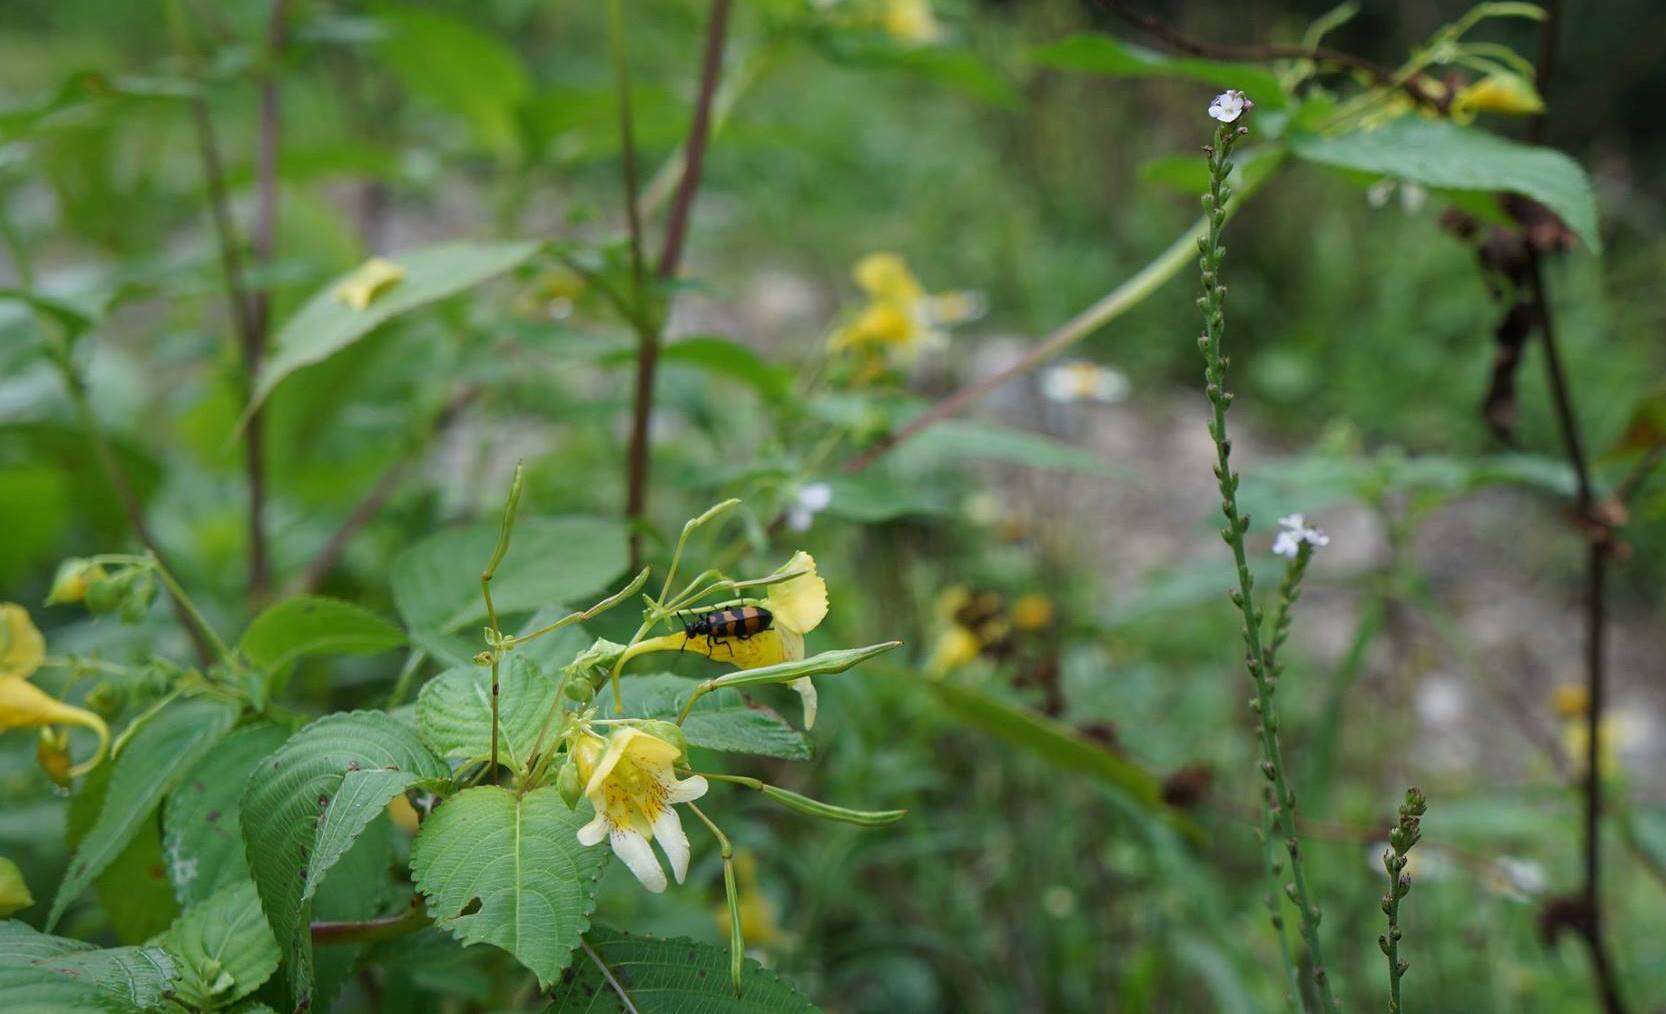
[0,604,107,778]
[334,257,406,311]
[573,727,709,893]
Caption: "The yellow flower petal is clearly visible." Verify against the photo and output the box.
[0,677,109,777]
[766,552,828,635]
[334,257,406,311]
[853,252,924,304]
[0,857,33,918]
[0,604,44,682]
[1454,72,1544,123]
[926,625,982,678]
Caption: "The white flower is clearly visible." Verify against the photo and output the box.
[1272,513,1330,558]
[1208,90,1248,123]
[785,482,833,532]
[1042,361,1130,404]
[573,728,708,893]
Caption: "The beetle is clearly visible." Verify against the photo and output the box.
[681,605,773,657]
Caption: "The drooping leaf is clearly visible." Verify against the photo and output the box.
[1031,34,1287,109]
[615,674,809,760]
[249,240,540,412]
[164,722,291,907]
[926,680,1171,816]
[391,516,629,635]
[49,698,240,929]
[239,596,405,675]
[410,786,607,988]
[240,712,447,1010]
[1290,118,1600,250]
[416,657,559,767]
[546,927,818,1012]
[0,920,176,1012]
[160,880,280,1010]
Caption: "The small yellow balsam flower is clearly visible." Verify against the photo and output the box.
[1453,72,1544,123]
[830,253,981,380]
[881,0,941,46]
[334,257,406,311]
[0,604,108,778]
[573,728,709,893]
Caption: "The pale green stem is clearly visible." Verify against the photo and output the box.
[686,801,743,996]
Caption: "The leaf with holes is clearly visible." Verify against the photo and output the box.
[548,927,818,1012]
[417,657,558,767]
[391,516,628,635]
[164,722,291,907]
[0,920,176,1011]
[1290,118,1600,251]
[48,697,239,930]
[248,240,540,413]
[615,674,808,760]
[410,785,607,987]
[239,596,405,675]
[160,879,280,1009]
[240,711,447,1010]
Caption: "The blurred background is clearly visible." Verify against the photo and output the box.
[1,0,1664,1009]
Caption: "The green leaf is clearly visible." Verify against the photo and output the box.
[391,516,629,635]
[160,880,280,1010]
[1032,34,1287,109]
[410,785,607,988]
[417,657,558,767]
[0,921,176,1012]
[63,755,176,945]
[376,8,532,154]
[897,419,1121,476]
[240,712,447,1010]
[164,723,292,907]
[615,674,809,760]
[546,927,817,1012]
[249,240,540,412]
[239,596,405,674]
[49,699,239,930]
[1290,118,1600,251]
[822,472,953,522]
[925,680,1171,815]
[601,335,792,400]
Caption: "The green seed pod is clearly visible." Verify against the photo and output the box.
[556,760,583,809]
[84,573,125,615]
[564,679,594,703]
[636,720,686,759]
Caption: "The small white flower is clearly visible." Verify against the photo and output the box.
[1272,513,1330,558]
[785,482,833,532]
[1208,90,1248,123]
[1042,361,1130,404]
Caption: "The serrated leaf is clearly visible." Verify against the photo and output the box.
[65,763,177,944]
[391,516,628,635]
[238,596,405,674]
[164,723,291,907]
[309,814,399,1012]
[240,712,447,1010]
[1290,118,1600,251]
[417,658,558,766]
[248,240,539,412]
[50,698,240,930]
[160,880,280,1009]
[616,674,809,760]
[0,920,176,1012]
[1031,34,1287,109]
[410,785,607,988]
[546,927,818,1012]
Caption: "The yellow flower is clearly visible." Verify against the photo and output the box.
[0,857,33,918]
[574,727,709,893]
[829,253,980,381]
[0,677,109,778]
[926,625,981,678]
[0,604,108,778]
[334,257,406,311]
[1011,594,1055,632]
[881,0,941,46]
[854,252,925,304]
[1561,709,1643,780]
[1453,72,1543,123]
[1551,683,1588,719]
[45,559,107,607]
[386,793,422,834]
[1,604,45,681]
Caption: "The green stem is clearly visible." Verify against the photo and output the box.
[1195,120,1337,1011]
[687,801,743,996]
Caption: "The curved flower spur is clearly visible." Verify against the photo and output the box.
[470,487,903,994]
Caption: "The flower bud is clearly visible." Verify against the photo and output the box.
[556,760,583,809]
[636,720,687,760]
[564,679,594,703]
[36,728,73,787]
[46,559,107,606]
